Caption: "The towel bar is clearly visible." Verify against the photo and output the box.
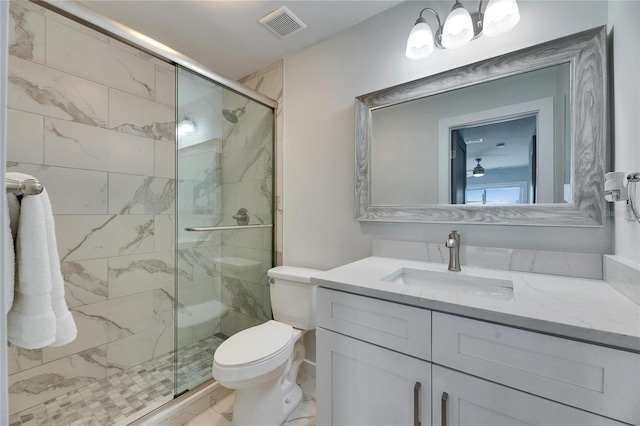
[5,177,44,196]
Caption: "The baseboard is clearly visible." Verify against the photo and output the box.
[300,359,316,378]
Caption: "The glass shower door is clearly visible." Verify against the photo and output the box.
[175,67,274,395]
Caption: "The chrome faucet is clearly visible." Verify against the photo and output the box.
[445,230,461,272]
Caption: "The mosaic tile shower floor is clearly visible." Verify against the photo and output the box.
[8,335,225,426]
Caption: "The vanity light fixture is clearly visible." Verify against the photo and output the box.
[178,114,197,136]
[472,158,485,177]
[605,171,640,223]
[405,0,520,60]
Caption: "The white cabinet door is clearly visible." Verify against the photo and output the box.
[432,366,628,426]
[317,328,431,426]
[432,312,640,424]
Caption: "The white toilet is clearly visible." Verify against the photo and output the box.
[212,266,322,426]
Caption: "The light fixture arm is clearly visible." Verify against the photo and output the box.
[417,7,444,49]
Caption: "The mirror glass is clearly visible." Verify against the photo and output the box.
[370,63,571,206]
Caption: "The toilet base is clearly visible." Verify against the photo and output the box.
[231,379,303,426]
[227,331,307,426]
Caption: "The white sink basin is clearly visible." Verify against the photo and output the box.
[383,267,514,301]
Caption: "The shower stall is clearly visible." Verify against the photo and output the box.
[2,1,275,424]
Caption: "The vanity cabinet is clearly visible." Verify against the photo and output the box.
[317,328,431,426]
[432,366,627,426]
[316,287,432,426]
[317,288,639,426]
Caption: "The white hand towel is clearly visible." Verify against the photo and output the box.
[41,183,77,346]
[6,172,77,349]
[4,193,19,314]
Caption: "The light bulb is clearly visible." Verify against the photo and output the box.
[406,20,435,59]
[483,0,520,37]
[442,5,474,49]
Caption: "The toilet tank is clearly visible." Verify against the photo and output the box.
[267,266,323,330]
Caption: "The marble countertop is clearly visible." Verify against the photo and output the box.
[312,256,640,352]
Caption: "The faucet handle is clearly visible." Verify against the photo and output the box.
[448,230,460,241]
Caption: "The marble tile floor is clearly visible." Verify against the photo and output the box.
[186,373,316,426]
[8,335,225,426]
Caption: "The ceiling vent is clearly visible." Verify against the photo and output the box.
[259,6,307,39]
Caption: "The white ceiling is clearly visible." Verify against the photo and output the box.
[78,0,402,80]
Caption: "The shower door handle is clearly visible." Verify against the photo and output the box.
[185,224,273,232]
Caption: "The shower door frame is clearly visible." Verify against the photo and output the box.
[174,64,277,396]
[1,1,11,423]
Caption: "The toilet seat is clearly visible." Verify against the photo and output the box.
[213,321,294,384]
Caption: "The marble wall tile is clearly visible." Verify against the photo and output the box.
[41,7,109,43]
[8,352,107,414]
[6,108,44,164]
[177,216,222,250]
[156,65,176,108]
[221,145,270,184]
[177,140,220,182]
[108,174,175,215]
[44,117,155,175]
[221,276,270,321]
[109,89,175,142]
[45,19,156,100]
[235,108,273,149]
[220,310,237,337]
[54,214,155,261]
[8,56,109,127]
[108,251,175,299]
[107,38,173,70]
[61,258,109,308]
[7,347,42,375]
[154,287,176,326]
[155,215,175,252]
[220,246,271,285]
[221,227,272,250]
[237,179,273,218]
[156,141,176,178]
[221,182,238,216]
[372,239,604,280]
[604,255,640,305]
[42,292,155,363]
[106,325,173,373]
[177,278,221,306]
[178,246,223,284]
[9,1,45,64]
[7,162,108,214]
[192,318,221,342]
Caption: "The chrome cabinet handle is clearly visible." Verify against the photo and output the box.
[414,382,421,426]
[441,392,449,426]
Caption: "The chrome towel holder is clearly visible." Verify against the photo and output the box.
[5,177,45,196]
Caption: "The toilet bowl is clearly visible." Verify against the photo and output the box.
[212,266,322,426]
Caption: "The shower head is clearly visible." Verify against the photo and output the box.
[222,107,245,123]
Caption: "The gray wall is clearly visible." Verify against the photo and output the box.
[283,1,615,272]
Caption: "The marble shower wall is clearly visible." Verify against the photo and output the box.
[217,81,275,337]
[239,60,283,266]
[176,70,225,349]
[6,0,176,415]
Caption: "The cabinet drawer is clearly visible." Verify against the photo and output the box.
[317,288,431,360]
[433,312,640,425]
[432,365,628,426]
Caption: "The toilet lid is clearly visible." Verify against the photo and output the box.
[214,320,293,367]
